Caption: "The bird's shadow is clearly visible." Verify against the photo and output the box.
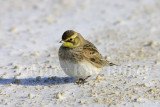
[0,76,75,86]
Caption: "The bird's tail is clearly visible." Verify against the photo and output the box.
[109,62,118,66]
[105,60,118,66]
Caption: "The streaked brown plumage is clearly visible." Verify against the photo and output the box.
[58,30,116,84]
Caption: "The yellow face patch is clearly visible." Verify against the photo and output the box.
[62,33,80,48]
[64,33,77,42]
[62,42,74,48]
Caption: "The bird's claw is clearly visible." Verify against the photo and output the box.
[75,78,87,85]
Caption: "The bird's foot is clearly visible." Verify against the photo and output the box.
[75,78,87,85]
[75,76,91,85]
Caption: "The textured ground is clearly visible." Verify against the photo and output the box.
[0,0,160,107]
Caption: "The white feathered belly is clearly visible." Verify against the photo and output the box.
[59,59,102,79]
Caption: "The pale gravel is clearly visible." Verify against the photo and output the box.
[0,0,160,107]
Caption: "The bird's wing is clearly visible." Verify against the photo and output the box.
[82,40,115,68]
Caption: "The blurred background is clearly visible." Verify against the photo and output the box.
[0,0,160,64]
[0,0,160,106]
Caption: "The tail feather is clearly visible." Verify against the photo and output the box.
[105,60,118,66]
[109,62,117,66]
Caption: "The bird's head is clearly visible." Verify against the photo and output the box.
[60,30,85,48]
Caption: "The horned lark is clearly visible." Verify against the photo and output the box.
[58,30,116,84]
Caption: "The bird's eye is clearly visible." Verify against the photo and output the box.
[70,38,73,41]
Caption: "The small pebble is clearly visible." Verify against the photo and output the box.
[28,94,33,99]
[96,75,100,80]
[149,41,155,46]
[10,27,17,32]
[36,76,41,81]
[56,92,62,99]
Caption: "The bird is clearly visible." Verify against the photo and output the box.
[58,30,116,84]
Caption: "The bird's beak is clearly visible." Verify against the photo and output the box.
[59,40,64,43]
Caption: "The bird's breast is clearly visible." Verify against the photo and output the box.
[59,46,83,62]
[59,58,102,79]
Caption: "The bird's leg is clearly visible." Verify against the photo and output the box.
[75,76,91,85]
[75,78,86,84]
[84,76,91,80]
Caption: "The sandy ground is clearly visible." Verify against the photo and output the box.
[0,0,160,107]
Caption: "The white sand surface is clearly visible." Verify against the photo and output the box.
[0,0,160,106]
